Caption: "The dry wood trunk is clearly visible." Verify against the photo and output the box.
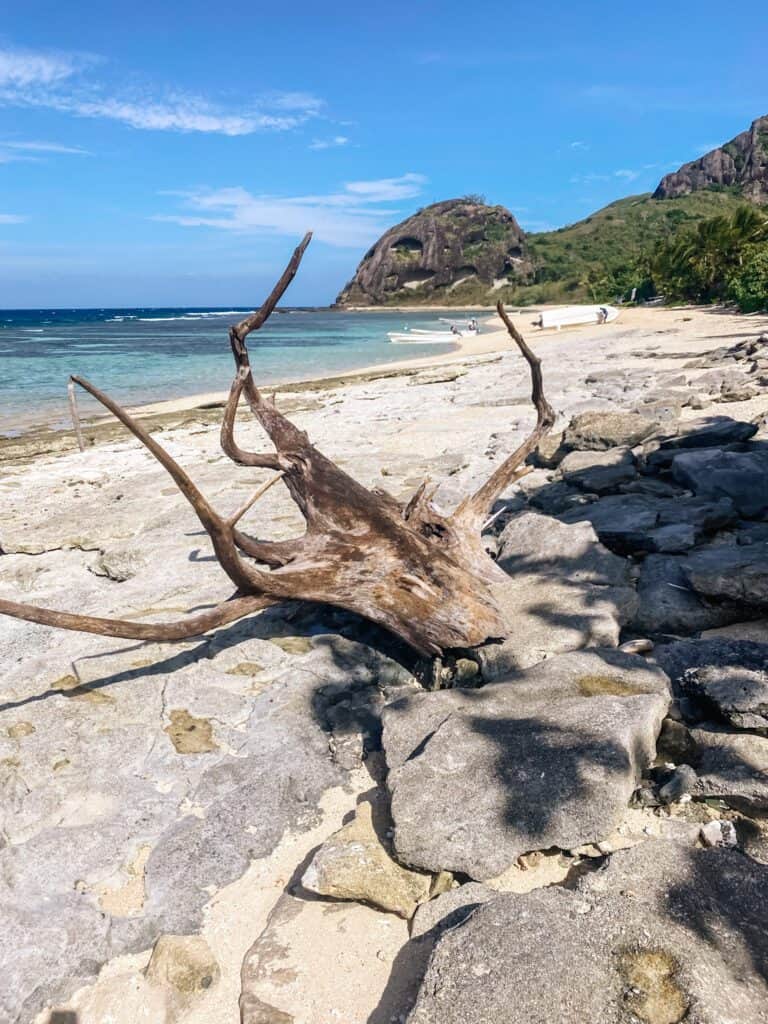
[0,234,555,657]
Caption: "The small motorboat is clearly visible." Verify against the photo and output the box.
[537,305,620,330]
[388,330,462,343]
[387,322,479,344]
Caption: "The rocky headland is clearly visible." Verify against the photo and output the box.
[655,114,768,204]
[335,198,531,306]
[2,305,768,1022]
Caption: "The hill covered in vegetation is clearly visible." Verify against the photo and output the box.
[336,113,768,308]
[513,190,749,305]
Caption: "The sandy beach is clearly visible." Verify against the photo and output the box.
[2,300,768,1023]
[5,303,764,465]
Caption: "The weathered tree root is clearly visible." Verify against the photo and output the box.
[0,234,555,656]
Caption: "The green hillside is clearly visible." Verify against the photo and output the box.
[508,189,748,305]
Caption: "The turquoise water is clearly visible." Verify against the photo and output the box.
[0,307,476,434]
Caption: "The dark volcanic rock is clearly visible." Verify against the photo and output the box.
[654,113,768,204]
[335,198,531,305]
[408,840,768,1024]
[654,639,768,732]
[683,543,768,607]
[642,415,758,471]
[559,493,738,556]
[629,555,746,636]
[671,447,768,517]
[383,649,668,879]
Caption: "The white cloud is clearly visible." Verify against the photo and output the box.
[1,139,89,154]
[0,44,323,135]
[309,135,350,150]
[0,213,25,223]
[265,91,324,113]
[0,48,81,88]
[614,168,641,181]
[344,173,426,201]
[157,174,428,247]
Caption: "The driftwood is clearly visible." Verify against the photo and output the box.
[0,234,554,657]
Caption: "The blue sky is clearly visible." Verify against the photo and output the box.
[1,0,766,307]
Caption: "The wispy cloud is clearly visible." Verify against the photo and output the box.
[309,135,350,150]
[569,140,589,151]
[157,173,428,247]
[0,138,90,163]
[614,168,641,182]
[570,166,657,186]
[0,47,84,88]
[1,139,88,153]
[0,213,25,223]
[0,44,324,136]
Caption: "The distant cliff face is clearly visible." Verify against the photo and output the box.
[336,198,531,305]
[655,115,768,204]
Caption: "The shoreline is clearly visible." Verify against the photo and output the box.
[0,315,515,463]
[4,303,761,465]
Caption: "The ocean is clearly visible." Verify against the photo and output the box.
[0,307,473,435]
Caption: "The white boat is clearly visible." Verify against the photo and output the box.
[388,331,459,343]
[538,304,620,330]
[387,326,478,343]
[409,327,478,336]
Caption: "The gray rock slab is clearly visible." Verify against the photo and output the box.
[410,882,496,939]
[671,447,768,517]
[383,650,668,879]
[0,624,416,1023]
[496,511,632,587]
[562,411,661,451]
[408,840,768,1024]
[691,725,768,813]
[629,555,748,636]
[479,573,637,678]
[654,639,768,732]
[683,542,768,607]
[558,446,637,493]
[559,493,738,555]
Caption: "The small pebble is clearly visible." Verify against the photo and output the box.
[700,820,738,848]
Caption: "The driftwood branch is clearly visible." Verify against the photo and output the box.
[454,301,555,528]
[67,378,86,452]
[0,237,555,658]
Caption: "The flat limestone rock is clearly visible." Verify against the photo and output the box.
[563,410,661,451]
[478,574,637,677]
[407,840,768,1024]
[496,511,631,587]
[383,650,668,879]
[654,639,768,732]
[691,726,768,813]
[558,447,637,493]
[410,882,496,939]
[301,797,432,918]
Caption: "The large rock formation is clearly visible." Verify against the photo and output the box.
[335,198,531,305]
[654,114,768,204]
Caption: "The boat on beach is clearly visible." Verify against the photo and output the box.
[537,304,620,330]
[387,321,479,344]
